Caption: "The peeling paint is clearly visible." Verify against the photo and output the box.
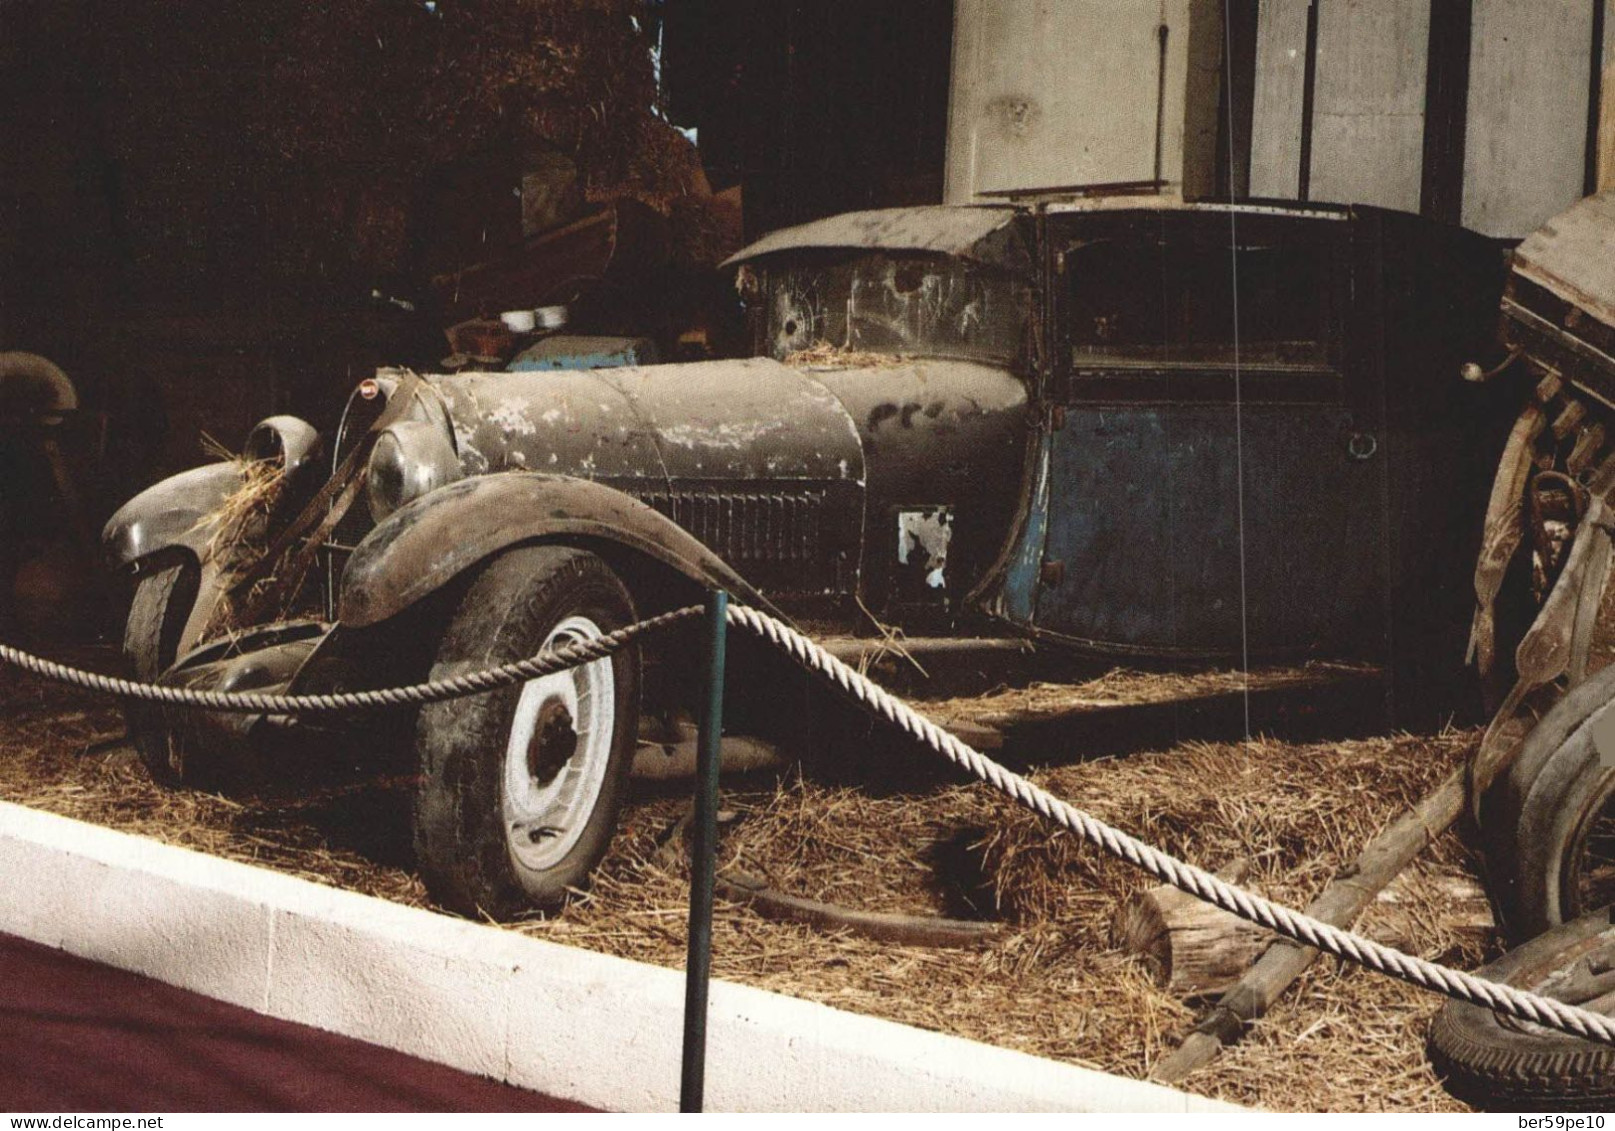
[660,419,788,451]
[898,508,953,590]
[489,401,537,436]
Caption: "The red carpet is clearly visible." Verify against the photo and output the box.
[0,934,592,1112]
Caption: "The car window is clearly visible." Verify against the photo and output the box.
[1066,238,1335,369]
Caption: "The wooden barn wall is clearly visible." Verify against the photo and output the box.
[1462,0,1595,236]
[1250,0,1613,239]
[1308,1,1430,213]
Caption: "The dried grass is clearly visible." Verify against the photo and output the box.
[927,660,1377,726]
[784,342,913,370]
[196,435,285,567]
[0,652,1488,1111]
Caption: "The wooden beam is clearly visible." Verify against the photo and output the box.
[1148,768,1466,1085]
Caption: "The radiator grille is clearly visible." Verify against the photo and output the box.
[635,489,835,590]
[321,383,389,618]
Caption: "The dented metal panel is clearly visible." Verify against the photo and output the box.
[335,359,868,602]
[432,366,663,482]
[724,205,1029,274]
[1512,190,1615,332]
[598,359,864,485]
[805,360,1028,611]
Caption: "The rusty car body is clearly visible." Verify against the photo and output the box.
[104,199,1507,917]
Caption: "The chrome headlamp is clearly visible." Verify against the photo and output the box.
[366,419,460,521]
[243,415,321,478]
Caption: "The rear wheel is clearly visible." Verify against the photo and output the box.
[1428,906,1615,1109]
[413,545,640,918]
[121,561,198,785]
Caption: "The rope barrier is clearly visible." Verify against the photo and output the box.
[3,600,1614,1048]
[0,606,699,713]
[722,604,1615,1050]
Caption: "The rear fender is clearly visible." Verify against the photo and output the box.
[338,473,774,627]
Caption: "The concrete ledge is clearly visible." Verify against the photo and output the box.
[0,801,1239,1112]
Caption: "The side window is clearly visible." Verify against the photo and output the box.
[1066,237,1336,369]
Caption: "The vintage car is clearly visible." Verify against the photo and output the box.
[104,200,1507,918]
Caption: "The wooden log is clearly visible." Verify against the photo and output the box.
[1113,861,1273,998]
[715,870,1001,949]
[1148,767,1467,1085]
[1366,872,1495,954]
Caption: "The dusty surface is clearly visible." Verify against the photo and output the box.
[0,648,1489,1112]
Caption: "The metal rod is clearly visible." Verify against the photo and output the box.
[680,589,728,1113]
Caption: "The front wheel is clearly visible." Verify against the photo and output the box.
[413,545,640,918]
[121,560,199,786]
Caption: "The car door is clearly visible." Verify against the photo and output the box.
[995,209,1381,659]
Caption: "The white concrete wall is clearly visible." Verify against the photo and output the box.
[0,802,1239,1113]
[945,0,1222,201]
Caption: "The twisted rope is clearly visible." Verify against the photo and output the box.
[0,606,699,713]
[4,597,1612,1046]
[725,604,1615,1048]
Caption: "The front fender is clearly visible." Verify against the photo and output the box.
[102,462,242,569]
[338,473,773,627]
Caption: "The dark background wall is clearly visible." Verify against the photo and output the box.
[0,0,955,507]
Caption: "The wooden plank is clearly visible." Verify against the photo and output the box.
[1463,0,1595,238]
[1149,769,1467,1084]
[1250,0,1311,199]
[1307,0,1430,212]
[1603,0,1615,191]
[1514,190,1615,330]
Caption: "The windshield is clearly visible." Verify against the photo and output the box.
[744,251,1029,366]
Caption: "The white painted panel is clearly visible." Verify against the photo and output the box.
[1308,0,1429,211]
[1250,0,1310,199]
[945,0,1218,201]
[1463,0,1594,238]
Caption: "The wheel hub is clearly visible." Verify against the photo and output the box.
[527,697,578,785]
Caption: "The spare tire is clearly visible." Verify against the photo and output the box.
[1481,662,1615,939]
[1428,905,1615,1109]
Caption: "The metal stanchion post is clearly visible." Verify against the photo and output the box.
[680,589,727,1112]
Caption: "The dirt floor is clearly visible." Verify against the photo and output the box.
[0,647,1494,1112]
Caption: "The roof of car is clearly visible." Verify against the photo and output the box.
[1513,189,1615,330]
[723,205,1028,273]
[723,198,1356,274]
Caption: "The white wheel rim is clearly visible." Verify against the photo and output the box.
[502,615,615,873]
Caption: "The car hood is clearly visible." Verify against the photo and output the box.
[430,357,867,491]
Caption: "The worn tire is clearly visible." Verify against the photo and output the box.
[1428,906,1615,1109]
[121,561,198,786]
[1482,663,1615,940]
[413,545,640,919]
